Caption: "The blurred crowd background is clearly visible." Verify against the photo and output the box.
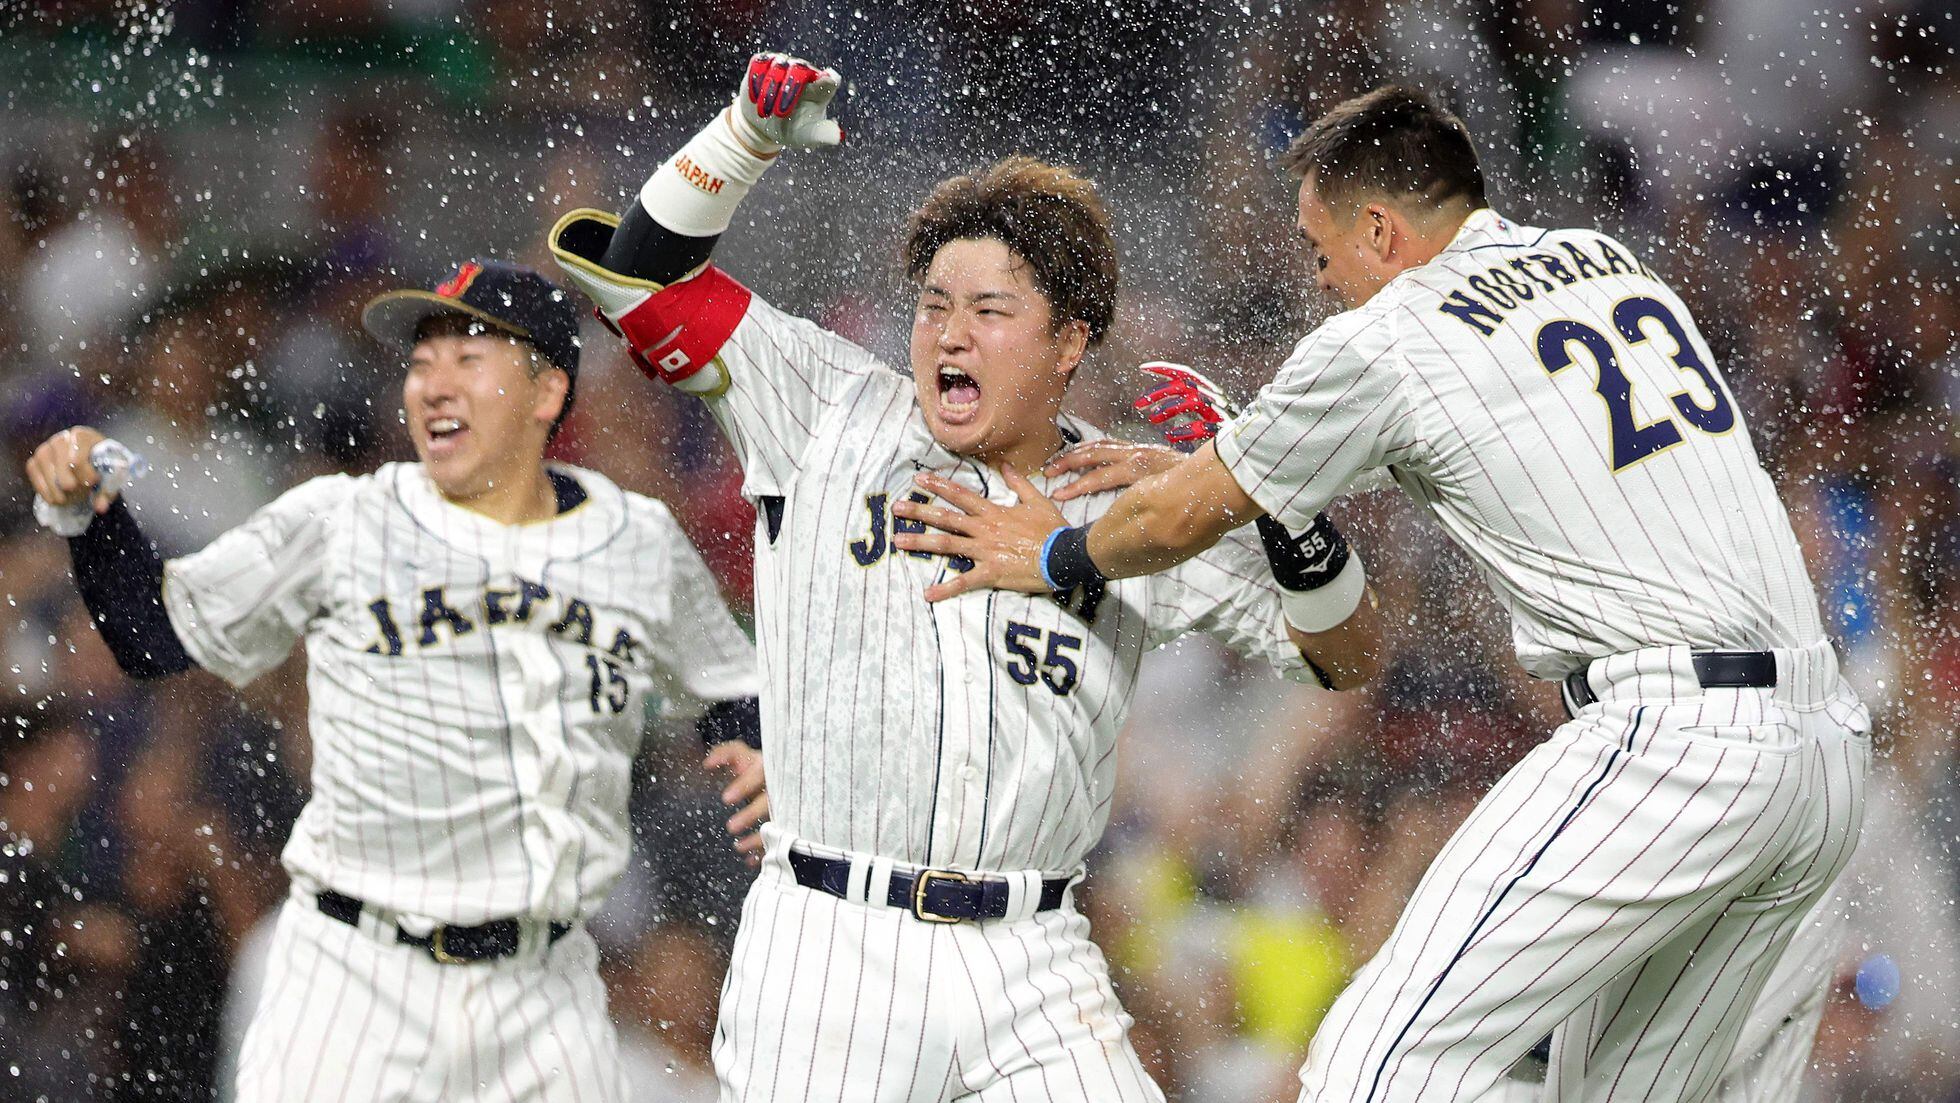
[1,0,1957,1099]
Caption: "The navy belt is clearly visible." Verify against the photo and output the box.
[787,847,1069,924]
[1562,650,1777,716]
[316,890,570,964]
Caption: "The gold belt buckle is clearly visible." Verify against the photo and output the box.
[429,925,465,965]
[910,869,970,923]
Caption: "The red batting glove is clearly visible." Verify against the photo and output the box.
[1134,361,1239,453]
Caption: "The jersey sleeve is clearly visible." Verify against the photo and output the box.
[705,293,889,498]
[639,506,762,722]
[1145,524,1309,680]
[1214,309,1416,531]
[161,474,359,688]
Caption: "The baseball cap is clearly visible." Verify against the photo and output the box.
[361,260,582,408]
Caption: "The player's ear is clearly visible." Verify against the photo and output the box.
[533,366,571,426]
[1055,319,1089,379]
[1365,203,1394,261]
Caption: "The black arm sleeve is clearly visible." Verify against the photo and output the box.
[601,201,721,287]
[66,499,196,679]
[695,696,762,751]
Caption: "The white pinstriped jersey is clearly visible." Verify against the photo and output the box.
[161,462,759,925]
[1217,208,1826,680]
[699,294,1306,876]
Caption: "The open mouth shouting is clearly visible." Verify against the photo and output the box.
[937,364,982,425]
[423,415,471,457]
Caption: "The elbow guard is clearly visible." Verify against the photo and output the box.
[549,209,751,397]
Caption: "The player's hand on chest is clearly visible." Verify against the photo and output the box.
[844,483,975,573]
[827,462,1136,701]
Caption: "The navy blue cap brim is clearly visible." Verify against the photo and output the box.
[360,289,532,354]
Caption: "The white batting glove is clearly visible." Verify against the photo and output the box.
[633,51,844,239]
[729,52,844,153]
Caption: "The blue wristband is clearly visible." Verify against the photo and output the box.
[1039,525,1069,591]
[1041,524,1107,593]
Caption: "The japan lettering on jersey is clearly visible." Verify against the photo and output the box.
[160,463,759,924]
[680,295,1307,876]
[1216,209,1825,679]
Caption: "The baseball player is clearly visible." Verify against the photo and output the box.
[547,51,1381,1101]
[23,260,768,1102]
[904,85,1871,1103]
[1131,361,1854,1103]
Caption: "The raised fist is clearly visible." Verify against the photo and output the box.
[730,52,844,153]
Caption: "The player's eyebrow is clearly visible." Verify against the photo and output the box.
[919,285,1022,305]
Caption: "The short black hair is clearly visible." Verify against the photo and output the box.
[904,156,1120,346]
[1281,84,1487,215]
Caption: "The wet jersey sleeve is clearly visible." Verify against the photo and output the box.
[1146,523,1309,680]
[161,474,359,688]
[638,503,763,721]
[704,294,888,497]
[1215,310,1416,531]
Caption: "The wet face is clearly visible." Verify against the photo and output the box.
[909,237,1087,462]
[1297,173,1391,310]
[401,327,565,501]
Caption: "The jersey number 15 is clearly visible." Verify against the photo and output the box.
[1535,296,1735,471]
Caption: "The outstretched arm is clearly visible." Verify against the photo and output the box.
[891,442,1251,599]
[1044,436,1383,689]
[1082,440,1259,577]
[25,427,194,680]
[895,448,1379,684]
[1128,364,1382,686]
[550,52,843,396]
[893,360,1386,686]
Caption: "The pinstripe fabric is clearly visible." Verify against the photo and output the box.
[1698,881,1843,1102]
[235,895,624,1102]
[671,293,1305,1099]
[163,463,759,925]
[1216,210,1825,681]
[712,852,1161,1103]
[1298,643,1869,1103]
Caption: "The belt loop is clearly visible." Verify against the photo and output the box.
[845,855,874,905]
[357,903,402,948]
[760,823,792,878]
[1000,870,1042,924]
[865,857,896,909]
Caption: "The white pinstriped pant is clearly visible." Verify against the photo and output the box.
[233,893,622,1102]
[1474,870,1847,1103]
[1302,642,1869,1103]
[713,830,1163,1102]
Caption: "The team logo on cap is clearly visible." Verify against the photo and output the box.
[434,262,484,299]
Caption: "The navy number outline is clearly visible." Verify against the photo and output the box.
[1534,297,1735,471]
[584,654,629,714]
[1002,622,1083,696]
